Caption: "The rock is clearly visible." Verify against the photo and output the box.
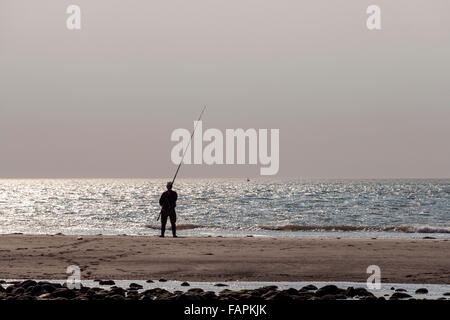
[143,288,171,295]
[443,292,450,296]
[176,293,202,301]
[140,295,154,301]
[361,295,377,301]
[255,286,278,295]
[188,288,204,294]
[236,293,255,301]
[395,288,407,292]
[109,287,126,296]
[80,286,89,294]
[201,291,217,300]
[28,285,44,297]
[261,290,279,300]
[300,284,318,291]
[127,289,139,296]
[266,291,295,301]
[180,282,190,287]
[51,288,77,299]
[415,288,428,294]
[214,283,228,287]
[126,292,139,300]
[90,291,109,300]
[282,288,299,296]
[315,285,345,297]
[77,236,83,240]
[142,288,172,300]
[20,280,37,289]
[128,283,143,289]
[12,287,25,295]
[99,280,115,286]
[146,280,154,283]
[36,292,51,300]
[353,287,375,298]
[16,295,34,301]
[42,284,57,293]
[390,287,395,290]
[86,287,103,295]
[320,294,346,300]
[390,292,412,300]
[294,292,315,300]
[159,278,167,282]
[422,236,436,239]
[345,287,356,297]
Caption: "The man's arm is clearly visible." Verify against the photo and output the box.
[159,192,166,206]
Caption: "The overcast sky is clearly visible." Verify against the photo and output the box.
[0,0,449,178]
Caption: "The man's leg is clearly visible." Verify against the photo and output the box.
[160,214,168,237]
[169,212,177,237]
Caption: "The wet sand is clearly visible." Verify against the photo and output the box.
[0,234,449,283]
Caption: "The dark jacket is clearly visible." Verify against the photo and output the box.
[159,190,178,210]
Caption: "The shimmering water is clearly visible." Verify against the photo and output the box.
[0,179,448,238]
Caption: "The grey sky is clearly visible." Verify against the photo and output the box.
[1,0,449,178]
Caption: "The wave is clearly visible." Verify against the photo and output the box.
[145,224,450,233]
[389,225,450,234]
[260,224,450,233]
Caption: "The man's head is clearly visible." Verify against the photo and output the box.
[166,182,173,190]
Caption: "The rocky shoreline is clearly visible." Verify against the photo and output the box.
[1,280,448,301]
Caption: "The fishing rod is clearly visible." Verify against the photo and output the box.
[157,105,207,221]
[171,105,206,185]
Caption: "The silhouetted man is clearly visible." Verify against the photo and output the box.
[159,182,178,237]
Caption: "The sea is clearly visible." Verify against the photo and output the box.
[0,179,449,239]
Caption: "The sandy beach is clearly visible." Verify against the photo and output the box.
[0,234,448,284]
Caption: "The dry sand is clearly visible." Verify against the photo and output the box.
[0,234,449,283]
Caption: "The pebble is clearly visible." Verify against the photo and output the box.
[128,283,143,289]
[214,283,228,287]
[390,292,412,299]
[415,288,428,294]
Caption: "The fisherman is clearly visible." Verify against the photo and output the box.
[159,182,178,237]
